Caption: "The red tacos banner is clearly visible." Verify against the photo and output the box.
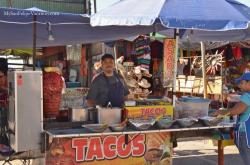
[46,132,172,165]
[163,39,176,82]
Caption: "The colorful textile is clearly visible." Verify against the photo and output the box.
[232,47,242,60]
[80,46,87,77]
[150,40,163,59]
[134,35,151,70]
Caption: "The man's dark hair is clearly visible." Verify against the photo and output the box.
[101,54,114,61]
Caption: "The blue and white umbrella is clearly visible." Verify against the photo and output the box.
[91,0,250,31]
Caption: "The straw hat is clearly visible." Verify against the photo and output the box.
[134,88,143,94]
[143,89,152,95]
[135,73,142,80]
[127,70,135,78]
[134,66,141,74]
[117,63,126,72]
[116,56,124,64]
[138,79,151,88]
[142,69,152,78]
[126,79,138,88]
[94,61,101,70]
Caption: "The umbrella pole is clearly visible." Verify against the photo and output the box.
[32,15,37,71]
[114,42,118,72]
[173,29,179,107]
[201,42,207,98]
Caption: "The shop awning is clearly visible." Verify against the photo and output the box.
[159,26,250,42]
[0,7,163,48]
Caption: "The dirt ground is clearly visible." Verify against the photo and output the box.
[173,140,244,165]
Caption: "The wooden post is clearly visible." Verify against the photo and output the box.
[218,140,224,165]
[201,42,207,98]
[32,15,37,71]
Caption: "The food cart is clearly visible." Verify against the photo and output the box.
[43,96,234,165]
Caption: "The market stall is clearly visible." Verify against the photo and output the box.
[1,48,236,165]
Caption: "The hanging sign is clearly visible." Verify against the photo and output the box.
[163,39,176,82]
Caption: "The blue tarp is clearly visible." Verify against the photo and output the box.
[0,7,163,48]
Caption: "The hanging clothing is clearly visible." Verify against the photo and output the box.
[80,46,87,77]
[0,74,7,108]
[225,45,234,61]
[153,59,160,73]
[232,46,243,60]
[134,35,151,70]
[177,59,188,75]
[150,40,163,59]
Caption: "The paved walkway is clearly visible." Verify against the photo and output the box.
[173,140,244,165]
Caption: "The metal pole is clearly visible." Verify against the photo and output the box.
[114,42,118,72]
[32,15,37,71]
[88,0,92,15]
[173,29,179,107]
[87,44,93,87]
[201,42,207,98]
[221,57,224,108]
[94,0,97,13]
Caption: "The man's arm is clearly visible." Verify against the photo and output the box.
[228,94,250,115]
[229,102,247,116]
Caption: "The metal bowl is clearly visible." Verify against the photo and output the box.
[199,116,221,126]
[129,119,155,131]
[176,118,198,128]
[109,124,126,132]
[82,124,108,133]
[155,117,174,129]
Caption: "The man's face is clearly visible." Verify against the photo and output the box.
[101,58,115,73]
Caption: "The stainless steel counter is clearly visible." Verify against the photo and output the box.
[45,124,234,138]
